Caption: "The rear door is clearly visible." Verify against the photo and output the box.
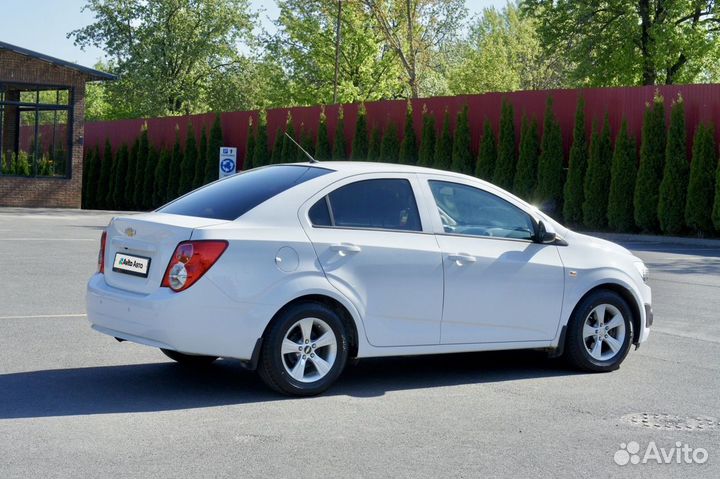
[299,174,444,347]
[104,213,227,294]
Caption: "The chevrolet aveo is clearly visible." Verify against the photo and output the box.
[87,162,652,396]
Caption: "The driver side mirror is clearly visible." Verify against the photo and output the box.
[535,220,557,244]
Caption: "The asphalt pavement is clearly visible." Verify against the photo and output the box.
[0,208,718,478]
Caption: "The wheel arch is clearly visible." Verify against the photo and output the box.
[569,283,642,346]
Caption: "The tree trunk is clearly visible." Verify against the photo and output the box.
[638,0,657,85]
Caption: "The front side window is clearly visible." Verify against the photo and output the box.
[310,178,422,232]
[429,180,535,240]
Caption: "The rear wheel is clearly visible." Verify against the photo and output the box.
[564,290,633,372]
[160,349,218,366]
[258,302,348,396]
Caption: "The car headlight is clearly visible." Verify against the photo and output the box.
[634,261,649,283]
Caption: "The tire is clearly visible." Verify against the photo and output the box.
[564,290,634,372]
[258,302,348,396]
[161,348,218,366]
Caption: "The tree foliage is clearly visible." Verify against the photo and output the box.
[583,116,613,229]
[315,109,331,161]
[475,119,496,180]
[450,105,472,174]
[514,115,539,200]
[245,117,256,170]
[253,113,270,167]
[204,113,223,182]
[380,122,400,163]
[179,123,198,196]
[685,122,717,235]
[493,99,516,189]
[418,105,436,167]
[97,139,113,210]
[433,109,453,170]
[400,101,419,164]
[154,148,171,205]
[658,97,689,234]
[607,120,638,232]
[332,107,347,160]
[634,94,667,232]
[281,113,297,162]
[168,127,183,202]
[563,97,588,225]
[367,126,382,161]
[535,97,564,209]
[351,105,369,160]
[194,126,208,189]
[112,143,129,209]
[142,146,158,209]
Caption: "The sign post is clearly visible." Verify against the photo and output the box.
[218,147,237,178]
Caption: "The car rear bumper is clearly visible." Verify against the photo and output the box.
[86,273,274,360]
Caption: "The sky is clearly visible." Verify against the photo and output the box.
[1,0,505,69]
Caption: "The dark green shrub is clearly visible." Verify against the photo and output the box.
[142,146,158,210]
[133,126,150,208]
[400,101,418,165]
[583,116,613,229]
[712,146,720,232]
[84,146,101,209]
[315,109,331,161]
[607,120,637,232]
[535,97,564,211]
[493,99,516,189]
[194,126,208,188]
[351,104,369,160]
[451,105,473,174]
[434,109,452,170]
[253,113,269,167]
[112,144,129,209]
[563,97,588,225]
[418,105,435,167]
[270,127,283,164]
[244,117,255,170]
[367,126,381,162]
[204,113,223,183]
[475,119,496,180]
[81,151,90,209]
[658,97,689,235]
[179,123,197,196]
[685,123,716,235]
[154,148,170,206]
[380,122,400,163]
[513,115,539,200]
[301,124,316,159]
[280,113,296,162]
[97,139,113,210]
[332,106,347,160]
[634,93,666,232]
[167,127,182,202]
[125,139,139,208]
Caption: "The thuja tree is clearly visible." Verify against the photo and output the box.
[332,106,346,160]
[133,126,150,208]
[451,105,473,174]
[493,99,516,190]
[351,104,369,160]
[167,127,182,203]
[399,101,418,165]
[112,144,129,209]
[418,105,435,167]
[81,150,91,208]
[434,109,452,170]
[125,139,139,208]
[563,97,588,225]
[315,108,331,161]
[685,123,717,235]
[142,146,158,209]
[84,146,100,209]
[105,141,118,209]
[204,113,223,183]
[380,122,400,163]
[301,124,316,158]
[154,147,170,205]
[97,138,113,210]
[270,127,283,164]
[475,119,496,180]
[253,112,269,167]
[367,126,382,161]
[713,149,720,232]
[244,117,255,170]
[513,115,539,200]
[535,97,564,210]
[583,116,613,229]
[178,123,197,196]
[280,112,296,162]
[607,120,637,232]
[634,93,666,232]
[658,97,688,235]
[194,126,208,188]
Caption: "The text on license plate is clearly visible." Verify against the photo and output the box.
[113,253,151,277]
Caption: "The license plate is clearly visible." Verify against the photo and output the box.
[113,253,151,278]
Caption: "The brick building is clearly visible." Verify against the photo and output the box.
[0,41,114,208]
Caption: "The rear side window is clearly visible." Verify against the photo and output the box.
[159,165,332,220]
[309,179,422,232]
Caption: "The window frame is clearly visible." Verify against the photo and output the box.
[302,173,432,235]
[420,176,541,244]
[0,81,74,180]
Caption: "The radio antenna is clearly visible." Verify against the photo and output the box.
[284,132,319,164]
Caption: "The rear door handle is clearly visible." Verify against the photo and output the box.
[330,243,362,256]
[447,253,477,265]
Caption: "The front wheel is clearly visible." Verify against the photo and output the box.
[258,302,348,396]
[564,290,633,372]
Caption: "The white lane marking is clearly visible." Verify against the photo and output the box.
[0,238,96,241]
[0,314,87,320]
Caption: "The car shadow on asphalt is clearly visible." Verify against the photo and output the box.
[0,350,581,419]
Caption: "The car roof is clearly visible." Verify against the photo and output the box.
[286,160,475,179]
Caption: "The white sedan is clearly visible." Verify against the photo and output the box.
[87,161,652,396]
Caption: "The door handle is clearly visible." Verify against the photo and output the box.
[447,253,476,265]
[330,243,362,256]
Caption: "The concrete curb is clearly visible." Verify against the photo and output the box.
[583,231,720,248]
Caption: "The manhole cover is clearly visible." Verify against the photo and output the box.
[622,413,718,431]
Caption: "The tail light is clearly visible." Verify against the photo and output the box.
[161,240,228,292]
[98,230,107,273]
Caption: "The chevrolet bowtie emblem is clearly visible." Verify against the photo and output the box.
[125,227,136,237]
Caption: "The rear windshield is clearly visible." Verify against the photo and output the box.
[159,165,332,220]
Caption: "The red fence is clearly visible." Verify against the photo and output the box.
[84,84,720,169]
